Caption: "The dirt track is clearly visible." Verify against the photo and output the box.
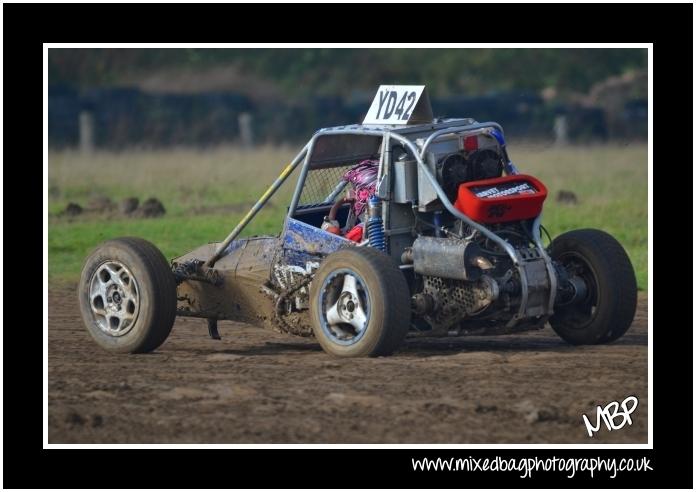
[48,284,648,444]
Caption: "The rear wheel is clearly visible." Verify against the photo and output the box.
[309,247,411,357]
[78,237,177,353]
[549,229,637,345]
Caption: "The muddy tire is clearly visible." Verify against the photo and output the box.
[549,229,637,345]
[309,247,411,357]
[78,237,177,353]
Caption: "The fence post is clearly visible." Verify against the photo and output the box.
[238,112,254,148]
[553,114,568,145]
[79,110,95,153]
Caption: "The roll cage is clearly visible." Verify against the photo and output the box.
[210,120,516,262]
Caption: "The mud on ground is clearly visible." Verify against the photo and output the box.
[48,285,648,444]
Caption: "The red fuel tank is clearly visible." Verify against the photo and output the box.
[453,174,547,224]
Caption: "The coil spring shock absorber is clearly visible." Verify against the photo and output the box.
[366,195,386,252]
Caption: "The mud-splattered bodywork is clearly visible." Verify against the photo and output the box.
[173,217,353,329]
[174,237,278,326]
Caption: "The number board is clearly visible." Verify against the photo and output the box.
[362,85,433,125]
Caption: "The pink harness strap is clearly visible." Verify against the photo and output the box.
[342,159,379,217]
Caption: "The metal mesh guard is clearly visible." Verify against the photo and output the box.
[298,165,354,206]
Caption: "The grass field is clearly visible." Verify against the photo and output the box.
[48,143,648,289]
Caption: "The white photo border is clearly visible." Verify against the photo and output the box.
[42,42,653,450]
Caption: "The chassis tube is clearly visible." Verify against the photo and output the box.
[206,143,309,267]
[287,137,318,216]
[417,122,504,160]
[530,214,557,315]
[324,180,348,203]
[379,134,391,235]
[417,122,519,176]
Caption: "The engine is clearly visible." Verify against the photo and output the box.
[429,133,546,220]
[436,149,504,201]
[405,219,552,334]
[404,132,552,334]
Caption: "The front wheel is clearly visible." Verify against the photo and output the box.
[549,229,637,345]
[309,247,411,357]
[78,237,177,353]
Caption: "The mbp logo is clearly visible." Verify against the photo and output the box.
[582,395,639,437]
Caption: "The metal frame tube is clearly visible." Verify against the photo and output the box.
[417,122,504,160]
[325,180,348,203]
[287,138,318,216]
[206,143,309,267]
[379,134,391,236]
[531,214,557,315]
[417,122,519,175]
[376,133,388,186]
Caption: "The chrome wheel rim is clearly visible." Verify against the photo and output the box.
[88,260,140,336]
[318,269,371,346]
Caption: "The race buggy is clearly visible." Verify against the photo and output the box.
[78,86,637,357]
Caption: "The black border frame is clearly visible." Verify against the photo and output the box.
[4,2,692,488]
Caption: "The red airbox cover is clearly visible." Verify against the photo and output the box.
[454,174,547,223]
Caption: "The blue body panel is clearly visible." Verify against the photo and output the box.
[281,217,353,267]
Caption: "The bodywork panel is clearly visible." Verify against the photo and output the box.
[174,237,278,327]
[308,134,382,169]
[173,219,354,328]
[281,217,353,267]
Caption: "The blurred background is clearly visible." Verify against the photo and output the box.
[49,48,648,148]
[48,48,648,290]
